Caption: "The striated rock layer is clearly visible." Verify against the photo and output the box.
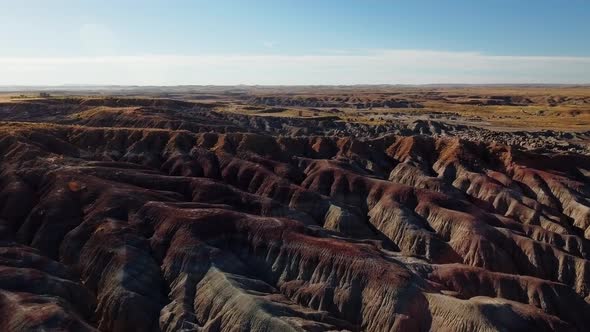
[0,98,589,331]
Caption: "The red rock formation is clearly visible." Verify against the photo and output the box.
[0,99,588,331]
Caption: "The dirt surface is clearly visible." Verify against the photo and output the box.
[0,87,589,331]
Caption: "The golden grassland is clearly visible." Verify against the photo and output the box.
[225,103,590,131]
[1,86,589,131]
[225,86,590,131]
[415,104,590,131]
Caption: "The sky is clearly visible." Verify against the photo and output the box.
[1,0,589,85]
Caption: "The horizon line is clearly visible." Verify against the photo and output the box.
[1,83,590,89]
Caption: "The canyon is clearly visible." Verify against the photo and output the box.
[0,86,589,331]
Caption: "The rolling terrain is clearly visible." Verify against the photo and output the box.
[0,87,589,331]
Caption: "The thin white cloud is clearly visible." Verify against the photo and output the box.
[1,50,589,85]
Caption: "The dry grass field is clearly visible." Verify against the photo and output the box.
[2,85,589,131]
[221,86,590,131]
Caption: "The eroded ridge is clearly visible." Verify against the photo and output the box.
[0,97,589,331]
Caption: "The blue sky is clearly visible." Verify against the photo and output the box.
[1,0,589,85]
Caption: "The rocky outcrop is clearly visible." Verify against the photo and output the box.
[0,99,588,331]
